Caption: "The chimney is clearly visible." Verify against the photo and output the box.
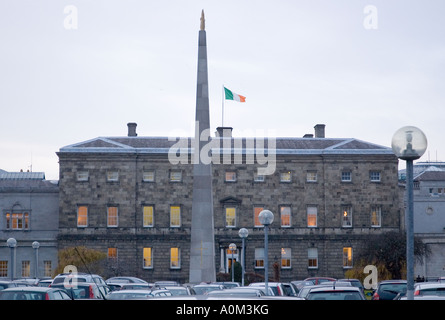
[216,126,233,138]
[127,122,137,137]
[314,124,325,138]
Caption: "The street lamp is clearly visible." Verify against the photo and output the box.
[391,126,427,300]
[32,241,40,279]
[238,228,248,286]
[229,243,237,282]
[258,210,274,295]
[6,238,17,281]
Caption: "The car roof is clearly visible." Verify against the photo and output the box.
[415,282,445,288]
[378,280,407,284]
[0,286,61,292]
[308,285,361,293]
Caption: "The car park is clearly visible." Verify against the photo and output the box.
[248,282,287,296]
[50,282,110,299]
[305,284,366,300]
[206,288,265,298]
[163,286,196,296]
[106,289,172,300]
[0,287,72,300]
[372,280,407,300]
[192,284,225,295]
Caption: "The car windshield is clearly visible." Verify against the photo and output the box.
[419,288,445,296]
[0,291,45,300]
[380,283,406,294]
[306,291,363,300]
[193,286,221,295]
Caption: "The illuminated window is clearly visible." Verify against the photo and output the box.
[107,207,118,227]
[281,248,291,269]
[280,206,291,227]
[225,207,236,227]
[280,171,292,182]
[371,206,381,227]
[170,206,181,227]
[254,206,264,227]
[170,248,180,268]
[142,170,155,182]
[143,206,154,227]
[77,206,88,227]
[308,248,318,269]
[0,261,8,277]
[108,248,117,260]
[255,248,265,268]
[6,212,29,230]
[225,171,236,182]
[306,171,317,182]
[107,171,119,182]
[342,206,352,227]
[143,248,153,269]
[21,261,30,277]
[343,247,353,268]
[307,206,317,227]
[76,171,89,181]
[170,171,182,182]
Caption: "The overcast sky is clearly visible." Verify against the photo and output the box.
[1,1,444,180]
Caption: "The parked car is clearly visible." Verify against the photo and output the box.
[119,283,151,291]
[106,289,172,300]
[305,284,366,300]
[414,282,445,297]
[248,282,286,296]
[37,279,53,287]
[163,286,196,296]
[52,272,107,287]
[372,280,407,300]
[50,282,110,299]
[207,288,265,298]
[192,284,224,295]
[212,281,240,288]
[304,277,336,285]
[0,287,72,300]
[0,280,19,291]
[338,279,364,293]
[106,276,148,284]
[282,282,298,296]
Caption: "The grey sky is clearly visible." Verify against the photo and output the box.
[1,1,444,180]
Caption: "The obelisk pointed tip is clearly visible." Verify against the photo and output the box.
[200,10,205,30]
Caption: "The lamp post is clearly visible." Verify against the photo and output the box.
[6,238,17,281]
[391,126,427,300]
[32,241,40,279]
[258,210,274,295]
[238,228,248,286]
[229,243,237,282]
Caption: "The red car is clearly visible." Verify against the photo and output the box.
[304,277,336,285]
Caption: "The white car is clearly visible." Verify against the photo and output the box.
[414,282,445,297]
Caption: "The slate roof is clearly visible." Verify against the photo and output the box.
[58,136,393,155]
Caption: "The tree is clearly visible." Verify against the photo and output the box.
[55,246,107,276]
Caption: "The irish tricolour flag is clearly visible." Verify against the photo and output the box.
[224,87,246,102]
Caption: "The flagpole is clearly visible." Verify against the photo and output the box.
[222,84,225,127]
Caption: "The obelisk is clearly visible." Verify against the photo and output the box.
[189,10,216,283]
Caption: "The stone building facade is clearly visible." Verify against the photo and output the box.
[57,123,403,283]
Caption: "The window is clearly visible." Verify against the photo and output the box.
[280,206,291,227]
[225,171,236,182]
[254,172,265,182]
[77,206,88,227]
[170,248,180,268]
[306,171,317,182]
[107,207,118,227]
[143,206,154,227]
[255,248,265,268]
[0,261,8,277]
[43,261,52,277]
[6,212,29,230]
[170,171,182,182]
[225,207,236,227]
[254,206,264,227]
[76,171,89,181]
[341,171,351,182]
[142,170,155,182]
[307,206,317,227]
[308,248,318,269]
[371,206,381,227]
[342,206,352,227]
[107,171,119,182]
[22,261,30,278]
[143,248,153,269]
[343,247,353,268]
[280,171,292,182]
[170,206,181,227]
[281,248,291,269]
[108,248,117,260]
[370,171,380,182]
